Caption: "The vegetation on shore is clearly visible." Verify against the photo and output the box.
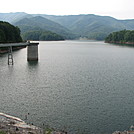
[23,30,65,41]
[0,21,24,53]
[105,30,134,44]
[0,21,22,43]
[0,20,65,42]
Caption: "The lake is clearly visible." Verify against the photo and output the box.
[0,40,134,134]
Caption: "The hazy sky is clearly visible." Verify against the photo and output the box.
[0,0,134,19]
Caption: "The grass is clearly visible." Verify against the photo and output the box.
[0,130,6,134]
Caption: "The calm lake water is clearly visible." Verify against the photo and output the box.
[1,40,134,134]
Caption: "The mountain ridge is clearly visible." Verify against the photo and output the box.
[14,16,75,39]
[0,12,134,40]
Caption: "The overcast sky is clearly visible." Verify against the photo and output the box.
[0,0,134,19]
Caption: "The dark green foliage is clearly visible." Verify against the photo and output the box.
[0,21,22,43]
[39,32,64,41]
[23,31,65,41]
[105,30,134,43]
[23,31,41,41]
[0,29,6,42]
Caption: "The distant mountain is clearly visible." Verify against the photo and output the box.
[13,16,75,39]
[41,14,134,40]
[0,12,134,40]
[0,12,32,23]
[120,19,134,29]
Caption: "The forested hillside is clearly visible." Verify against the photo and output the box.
[0,21,22,43]
[42,14,134,40]
[23,31,65,41]
[0,12,134,40]
[14,16,75,40]
[105,30,134,44]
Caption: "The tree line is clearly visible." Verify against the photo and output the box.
[105,30,134,43]
[0,21,22,43]
[0,21,65,44]
[22,31,65,41]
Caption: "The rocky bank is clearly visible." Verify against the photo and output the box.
[0,113,67,134]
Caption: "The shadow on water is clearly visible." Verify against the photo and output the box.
[27,61,39,66]
[27,61,39,73]
[0,53,7,57]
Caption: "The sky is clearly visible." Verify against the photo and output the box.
[0,0,134,20]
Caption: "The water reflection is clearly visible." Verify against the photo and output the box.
[27,61,39,74]
[27,61,39,66]
[107,42,134,48]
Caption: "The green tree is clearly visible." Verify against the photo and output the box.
[0,29,6,42]
[23,30,65,41]
[105,30,134,43]
[0,21,22,43]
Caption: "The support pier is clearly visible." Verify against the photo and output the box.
[8,46,13,65]
[0,42,39,65]
[27,43,39,61]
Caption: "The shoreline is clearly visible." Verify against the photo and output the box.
[0,113,67,134]
[0,46,26,54]
[105,41,134,45]
[0,112,43,134]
